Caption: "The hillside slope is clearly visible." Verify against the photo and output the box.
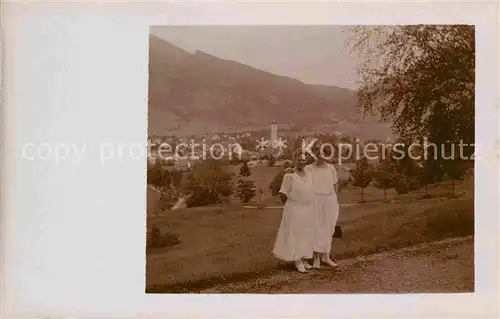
[148,35,390,139]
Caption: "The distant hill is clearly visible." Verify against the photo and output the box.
[148,35,392,140]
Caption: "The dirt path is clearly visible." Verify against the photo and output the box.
[243,203,361,209]
[201,236,474,293]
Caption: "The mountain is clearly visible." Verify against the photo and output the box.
[148,35,391,139]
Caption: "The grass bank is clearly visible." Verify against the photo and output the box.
[146,179,473,293]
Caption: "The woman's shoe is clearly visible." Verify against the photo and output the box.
[303,260,313,270]
[321,254,338,267]
[312,257,321,269]
[295,260,308,273]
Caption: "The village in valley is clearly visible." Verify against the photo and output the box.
[147,122,354,171]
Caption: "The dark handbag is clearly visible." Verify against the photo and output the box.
[333,224,342,238]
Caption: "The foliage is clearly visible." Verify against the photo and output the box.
[446,160,467,181]
[238,139,256,152]
[417,160,440,193]
[147,224,181,250]
[351,157,374,188]
[147,160,167,187]
[236,179,257,203]
[391,140,419,177]
[351,156,374,201]
[372,157,397,199]
[229,157,243,165]
[445,160,468,194]
[157,184,181,211]
[147,159,184,189]
[393,174,415,195]
[347,25,474,151]
[239,162,252,177]
[182,159,234,207]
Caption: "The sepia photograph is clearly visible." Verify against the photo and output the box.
[145,25,475,294]
[5,0,500,317]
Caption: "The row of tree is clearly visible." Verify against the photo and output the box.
[351,153,470,202]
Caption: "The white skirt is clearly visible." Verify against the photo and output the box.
[313,193,339,253]
[273,200,314,262]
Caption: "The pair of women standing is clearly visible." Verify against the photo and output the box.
[272,150,340,273]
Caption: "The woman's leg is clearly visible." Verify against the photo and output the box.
[320,195,339,267]
[312,251,321,268]
[321,253,338,267]
[295,259,307,273]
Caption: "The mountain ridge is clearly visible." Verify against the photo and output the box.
[148,35,391,139]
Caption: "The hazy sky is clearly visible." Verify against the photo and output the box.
[150,26,361,89]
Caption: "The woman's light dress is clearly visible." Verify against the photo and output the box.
[305,163,340,254]
[272,172,315,262]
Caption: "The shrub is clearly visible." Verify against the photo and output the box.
[147,224,181,250]
[182,159,234,207]
[236,179,257,203]
[239,162,251,177]
[393,174,419,194]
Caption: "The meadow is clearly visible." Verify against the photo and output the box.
[145,165,473,293]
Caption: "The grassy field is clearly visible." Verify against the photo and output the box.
[146,171,473,293]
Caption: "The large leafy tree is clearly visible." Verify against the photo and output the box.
[347,26,474,155]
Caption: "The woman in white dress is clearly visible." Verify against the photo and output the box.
[305,147,340,268]
[272,152,315,273]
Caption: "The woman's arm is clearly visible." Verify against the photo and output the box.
[332,165,340,193]
[278,173,293,204]
[279,193,288,204]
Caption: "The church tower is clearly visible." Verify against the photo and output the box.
[270,120,278,148]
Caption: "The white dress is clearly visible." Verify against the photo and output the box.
[272,172,314,262]
[305,163,340,254]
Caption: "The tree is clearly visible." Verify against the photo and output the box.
[181,159,234,207]
[236,179,257,203]
[392,173,413,195]
[239,161,251,177]
[373,158,397,200]
[347,26,474,157]
[237,160,256,203]
[147,160,169,188]
[392,139,419,177]
[417,160,436,195]
[445,160,467,195]
[169,168,184,189]
[351,156,374,202]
